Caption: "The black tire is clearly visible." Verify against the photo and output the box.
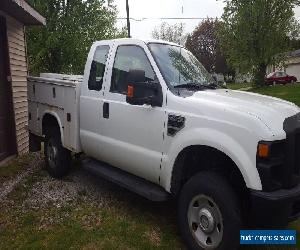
[44,127,71,178]
[177,172,241,250]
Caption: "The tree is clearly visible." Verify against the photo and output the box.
[26,0,126,75]
[185,19,233,77]
[290,38,300,50]
[218,0,300,87]
[152,22,187,45]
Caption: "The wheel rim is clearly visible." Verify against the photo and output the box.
[47,140,58,169]
[188,194,223,249]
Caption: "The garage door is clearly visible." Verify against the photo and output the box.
[0,16,16,162]
[286,64,300,82]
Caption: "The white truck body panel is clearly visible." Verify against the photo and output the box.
[28,38,300,194]
[161,89,300,191]
[28,74,82,152]
[80,39,169,184]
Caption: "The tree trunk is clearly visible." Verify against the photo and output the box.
[253,63,267,87]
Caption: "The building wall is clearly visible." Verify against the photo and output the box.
[286,63,300,82]
[0,11,29,155]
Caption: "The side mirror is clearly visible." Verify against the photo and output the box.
[126,69,162,107]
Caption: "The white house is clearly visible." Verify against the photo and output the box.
[285,49,300,81]
[267,49,300,81]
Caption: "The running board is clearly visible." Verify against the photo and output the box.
[81,158,170,202]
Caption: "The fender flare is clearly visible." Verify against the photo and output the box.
[161,128,262,192]
[41,110,65,147]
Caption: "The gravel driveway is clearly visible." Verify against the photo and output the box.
[0,155,298,249]
[0,156,182,249]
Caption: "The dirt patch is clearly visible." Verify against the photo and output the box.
[144,227,162,246]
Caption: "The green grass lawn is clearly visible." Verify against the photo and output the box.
[227,83,253,90]
[228,83,300,107]
[0,153,34,184]
[0,160,184,250]
[251,84,300,106]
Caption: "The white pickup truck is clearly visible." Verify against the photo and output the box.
[28,39,300,250]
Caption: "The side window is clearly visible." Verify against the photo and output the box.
[88,45,110,91]
[110,45,157,94]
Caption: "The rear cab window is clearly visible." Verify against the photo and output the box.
[88,45,110,91]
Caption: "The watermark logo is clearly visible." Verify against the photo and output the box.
[240,230,296,245]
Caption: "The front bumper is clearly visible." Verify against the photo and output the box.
[250,183,300,228]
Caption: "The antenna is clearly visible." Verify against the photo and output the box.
[181,0,184,14]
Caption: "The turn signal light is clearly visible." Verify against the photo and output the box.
[258,143,269,158]
[127,85,134,98]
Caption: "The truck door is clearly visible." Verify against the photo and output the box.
[80,43,111,157]
[99,41,166,184]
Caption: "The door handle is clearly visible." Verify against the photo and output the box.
[103,102,109,119]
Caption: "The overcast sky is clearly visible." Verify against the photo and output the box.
[114,0,300,39]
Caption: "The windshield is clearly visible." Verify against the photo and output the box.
[148,43,216,88]
[267,72,274,78]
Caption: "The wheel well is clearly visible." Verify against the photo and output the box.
[42,113,60,136]
[170,145,248,199]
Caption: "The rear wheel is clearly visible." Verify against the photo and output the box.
[177,172,241,250]
[44,127,71,178]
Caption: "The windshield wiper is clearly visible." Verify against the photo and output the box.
[174,83,205,89]
[207,82,227,89]
[174,82,219,90]
[203,83,219,89]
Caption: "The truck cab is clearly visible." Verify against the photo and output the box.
[28,38,300,250]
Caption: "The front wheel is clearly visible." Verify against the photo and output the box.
[177,172,241,250]
[44,127,71,178]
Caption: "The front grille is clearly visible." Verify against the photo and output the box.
[283,113,300,188]
[257,113,300,191]
[295,133,300,175]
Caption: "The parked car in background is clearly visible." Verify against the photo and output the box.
[265,71,297,85]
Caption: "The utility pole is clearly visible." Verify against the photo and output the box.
[126,0,131,38]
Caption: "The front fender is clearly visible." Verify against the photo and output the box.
[161,127,262,192]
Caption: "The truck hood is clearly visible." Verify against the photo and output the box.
[191,89,300,134]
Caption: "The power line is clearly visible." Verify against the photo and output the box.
[116,17,219,21]
[117,16,300,22]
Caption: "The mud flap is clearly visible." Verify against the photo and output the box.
[29,133,41,152]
